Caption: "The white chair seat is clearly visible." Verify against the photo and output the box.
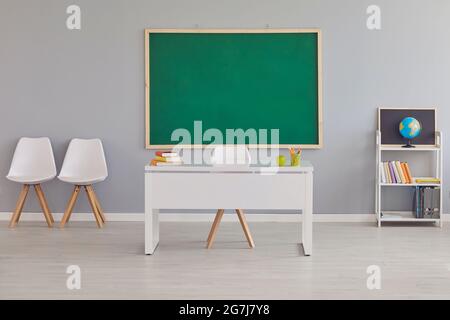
[58,175,106,185]
[58,138,108,186]
[7,137,57,183]
[7,174,56,184]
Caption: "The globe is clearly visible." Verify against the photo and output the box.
[399,117,421,141]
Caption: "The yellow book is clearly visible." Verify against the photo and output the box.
[395,161,406,184]
[155,156,168,162]
[384,162,391,183]
[415,178,441,183]
[155,155,182,163]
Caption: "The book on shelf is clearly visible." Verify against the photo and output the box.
[388,162,397,183]
[401,163,411,183]
[380,163,386,183]
[414,186,440,219]
[381,161,414,184]
[415,177,441,184]
[384,162,391,183]
[395,161,406,183]
[404,164,413,183]
[392,161,401,183]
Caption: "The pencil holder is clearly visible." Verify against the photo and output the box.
[291,154,301,166]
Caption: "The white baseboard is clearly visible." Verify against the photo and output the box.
[2,212,442,223]
[157,213,379,222]
[154,213,449,222]
[0,212,143,222]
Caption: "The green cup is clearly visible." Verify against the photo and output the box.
[277,155,286,167]
[291,154,301,166]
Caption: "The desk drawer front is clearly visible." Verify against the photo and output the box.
[147,172,307,209]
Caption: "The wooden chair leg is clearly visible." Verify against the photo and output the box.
[9,185,30,228]
[88,186,106,223]
[13,185,30,226]
[235,209,255,248]
[60,185,81,228]
[35,184,54,228]
[38,185,54,224]
[206,209,225,249]
[85,185,103,228]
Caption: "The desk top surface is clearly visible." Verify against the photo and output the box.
[145,160,313,173]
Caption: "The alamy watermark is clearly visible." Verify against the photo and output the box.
[171,121,281,167]
[66,265,81,290]
[366,265,381,290]
[66,5,81,30]
[367,5,381,30]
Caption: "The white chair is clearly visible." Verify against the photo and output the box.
[58,139,108,228]
[206,145,255,249]
[7,137,56,228]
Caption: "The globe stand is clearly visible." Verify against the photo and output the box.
[402,140,415,148]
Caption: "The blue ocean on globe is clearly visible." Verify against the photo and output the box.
[399,117,421,139]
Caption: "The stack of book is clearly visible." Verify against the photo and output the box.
[151,151,183,166]
[380,161,413,184]
[414,186,440,218]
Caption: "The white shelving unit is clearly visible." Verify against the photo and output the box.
[375,130,443,227]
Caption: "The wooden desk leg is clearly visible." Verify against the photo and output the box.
[302,172,313,256]
[9,185,30,228]
[145,173,159,255]
[206,209,224,249]
[236,209,255,248]
[35,184,54,228]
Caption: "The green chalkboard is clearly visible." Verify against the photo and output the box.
[145,30,322,149]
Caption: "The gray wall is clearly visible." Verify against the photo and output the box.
[1,0,449,214]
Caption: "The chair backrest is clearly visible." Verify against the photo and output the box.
[59,139,108,179]
[211,145,251,166]
[7,137,56,178]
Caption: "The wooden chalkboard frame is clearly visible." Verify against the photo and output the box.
[145,28,323,149]
[377,107,437,146]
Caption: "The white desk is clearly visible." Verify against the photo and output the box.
[145,162,313,256]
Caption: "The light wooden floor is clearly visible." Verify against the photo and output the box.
[1,221,450,300]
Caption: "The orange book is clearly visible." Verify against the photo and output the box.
[404,163,414,184]
[400,163,410,183]
[399,163,406,183]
